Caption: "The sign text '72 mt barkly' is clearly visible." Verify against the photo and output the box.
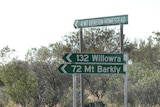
[73,14,128,28]
[58,64,126,74]
[63,53,124,63]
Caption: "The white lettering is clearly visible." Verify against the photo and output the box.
[84,65,94,72]
[92,55,121,62]
[110,66,114,72]
[89,19,103,26]
[104,17,125,25]
[71,65,82,73]
[117,57,121,62]
[81,20,88,27]
[92,55,98,62]
[97,66,103,72]
[121,16,126,23]
[116,66,121,73]
[76,54,89,62]
[97,66,121,73]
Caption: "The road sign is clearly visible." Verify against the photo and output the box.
[58,64,126,74]
[63,53,124,63]
[73,15,128,28]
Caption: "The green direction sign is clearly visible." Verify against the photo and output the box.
[63,53,124,63]
[58,64,126,74]
[73,14,128,28]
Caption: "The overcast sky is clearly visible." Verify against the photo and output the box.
[0,0,160,59]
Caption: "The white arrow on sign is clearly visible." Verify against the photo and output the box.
[61,64,67,73]
[73,20,78,28]
[66,53,72,62]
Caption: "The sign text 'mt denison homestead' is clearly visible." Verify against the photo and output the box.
[82,17,126,27]
[74,15,128,28]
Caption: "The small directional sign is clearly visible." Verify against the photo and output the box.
[63,53,124,63]
[58,64,126,74]
[73,14,128,28]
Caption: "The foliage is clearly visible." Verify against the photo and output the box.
[0,87,8,107]
[84,75,110,100]
[1,60,37,106]
[127,31,160,106]
[25,44,72,107]
[63,28,131,53]
[0,46,17,64]
[30,61,72,107]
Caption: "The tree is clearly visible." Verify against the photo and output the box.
[25,45,72,107]
[0,87,8,107]
[63,28,128,53]
[126,31,160,106]
[30,61,71,107]
[1,60,37,107]
[0,46,17,64]
[84,75,110,100]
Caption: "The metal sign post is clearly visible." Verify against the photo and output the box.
[73,74,77,107]
[124,54,128,107]
[120,24,128,107]
[80,28,84,107]
[120,24,123,53]
[73,28,84,107]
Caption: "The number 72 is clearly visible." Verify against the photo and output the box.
[71,65,82,73]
